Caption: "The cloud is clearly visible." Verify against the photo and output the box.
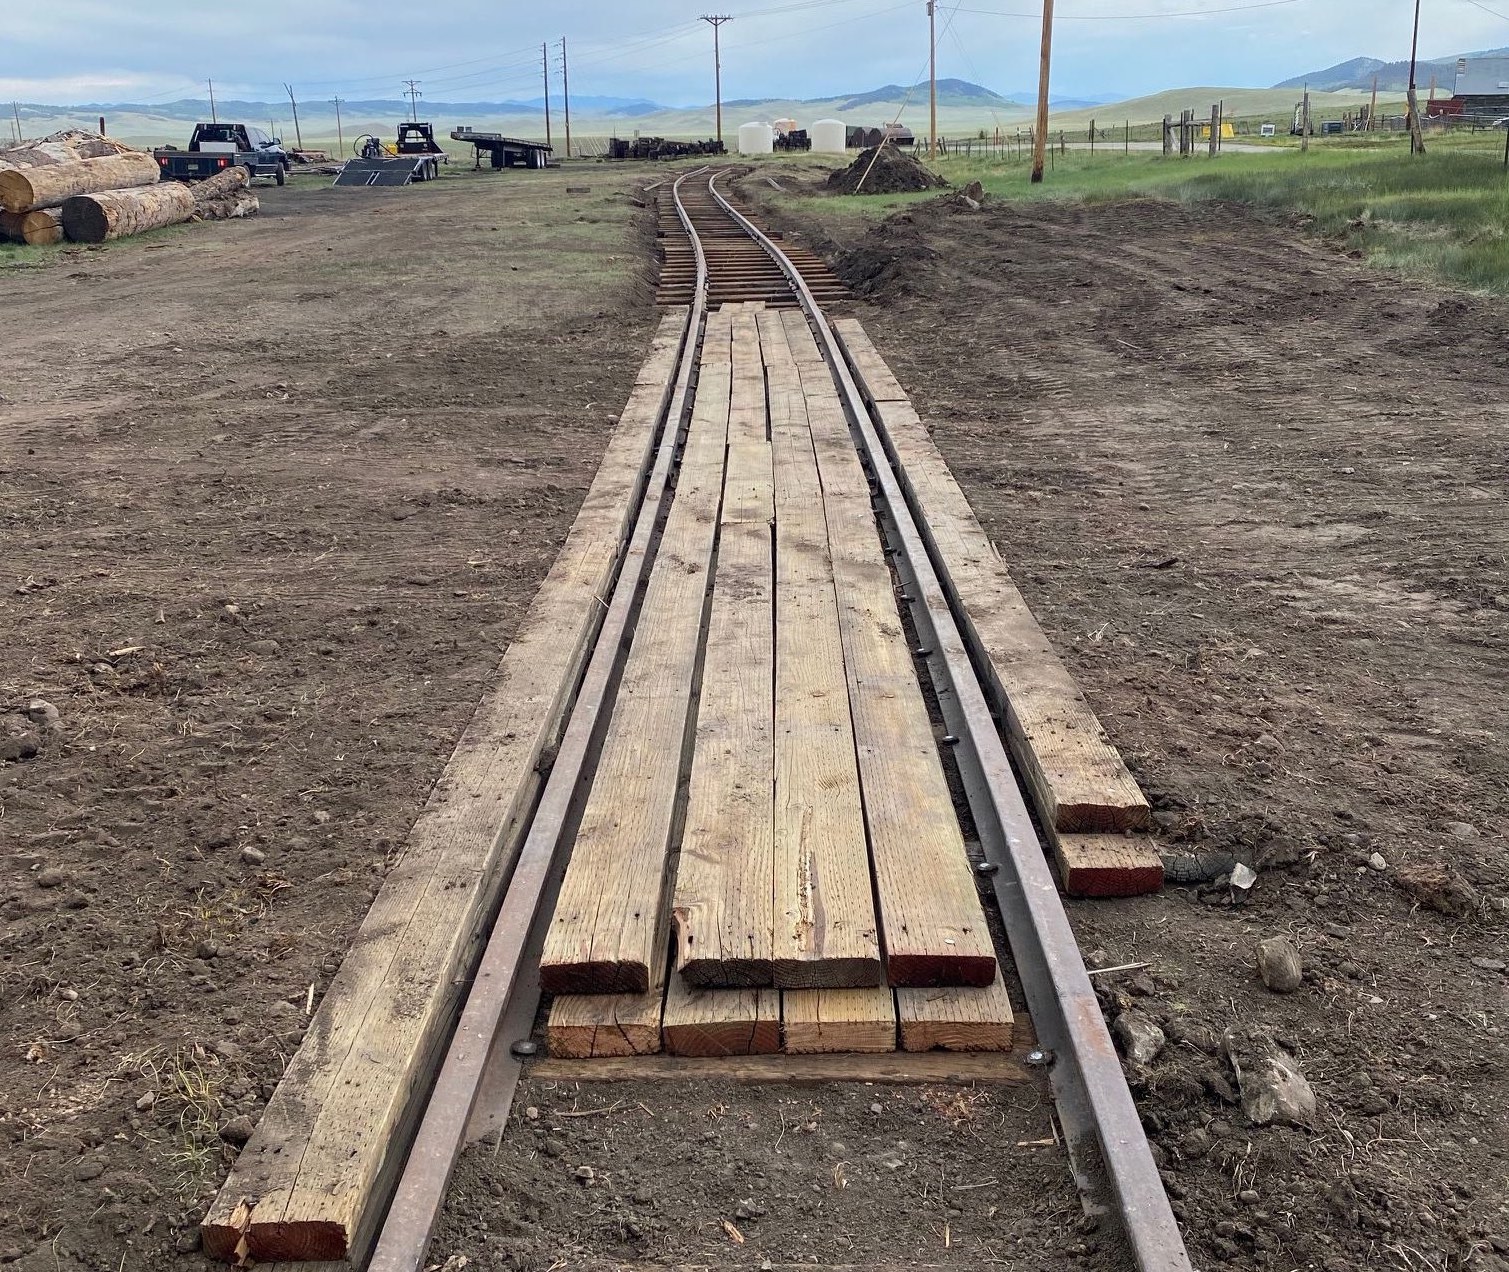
[3,0,1507,107]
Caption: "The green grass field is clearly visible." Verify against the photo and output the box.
[793,131,1509,295]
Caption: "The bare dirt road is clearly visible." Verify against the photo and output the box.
[772,186,1509,1272]
[0,168,656,1270]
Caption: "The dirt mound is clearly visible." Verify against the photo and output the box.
[826,144,948,196]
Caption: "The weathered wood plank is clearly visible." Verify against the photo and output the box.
[1050,832,1165,898]
[661,974,781,1057]
[783,986,898,1054]
[546,975,667,1059]
[784,311,996,989]
[203,312,691,1265]
[538,312,733,994]
[759,309,882,989]
[671,311,776,989]
[897,968,1015,1052]
[832,319,1152,842]
[530,1049,1030,1085]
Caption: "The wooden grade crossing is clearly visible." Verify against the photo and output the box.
[200,176,1166,1271]
[539,301,1013,1060]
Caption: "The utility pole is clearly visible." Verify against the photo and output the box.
[1368,74,1378,131]
[1406,0,1426,154]
[701,15,731,149]
[1030,0,1055,182]
[1300,86,1310,153]
[284,84,303,149]
[560,37,572,159]
[208,79,218,124]
[11,101,22,145]
[403,79,422,122]
[927,1,938,159]
[331,97,345,155]
[541,45,552,149]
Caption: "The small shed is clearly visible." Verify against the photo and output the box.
[1452,57,1509,117]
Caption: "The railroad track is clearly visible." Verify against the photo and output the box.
[655,169,850,308]
[254,170,1191,1272]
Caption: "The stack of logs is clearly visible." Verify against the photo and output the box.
[0,129,258,246]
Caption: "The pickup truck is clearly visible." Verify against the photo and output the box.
[154,124,289,185]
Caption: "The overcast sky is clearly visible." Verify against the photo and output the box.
[5,0,1508,106]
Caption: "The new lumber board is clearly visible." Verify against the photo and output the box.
[671,310,777,989]
[783,986,897,1054]
[831,319,1153,847]
[759,308,882,988]
[529,1050,1030,1085]
[537,313,732,994]
[661,974,781,1057]
[783,310,997,989]
[896,968,1015,1053]
[1051,832,1164,898]
[202,312,689,1266]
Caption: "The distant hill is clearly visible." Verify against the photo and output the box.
[1275,47,1509,93]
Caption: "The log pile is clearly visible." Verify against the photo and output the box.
[0,129,259,246]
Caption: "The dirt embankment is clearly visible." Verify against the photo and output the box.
[789,189,1509,1272]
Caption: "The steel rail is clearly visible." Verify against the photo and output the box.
[704,169,1193,1272]
[366,168,712,1272]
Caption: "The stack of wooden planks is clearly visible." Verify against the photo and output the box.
[830,318,1161,897]
[540,303,1015,1061]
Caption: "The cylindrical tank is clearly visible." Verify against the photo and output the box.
[810,118,847,154]
[737,121,774,155]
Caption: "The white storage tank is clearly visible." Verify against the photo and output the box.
[811,118,847,154]
[738,121,774,155]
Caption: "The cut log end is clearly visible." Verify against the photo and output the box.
[545,1020,662,1060]
[1052,795,1153,836]
[885,952,998,989]
[199,1199,253,1262]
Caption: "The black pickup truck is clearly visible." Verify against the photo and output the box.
[154,123,289,185]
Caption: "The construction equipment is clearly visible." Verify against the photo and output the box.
[335,124,445,187]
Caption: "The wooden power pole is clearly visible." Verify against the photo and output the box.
[331,97,345,155]
[1406,0,1426,154]
[701,15,731,149]
[560,37,572,160]
[541,46,552,150]
[208,79,218,124]
[1030,0,1055,183]
[928,0,938,159]
[1368,74,1378,130]
[284,84,303,150]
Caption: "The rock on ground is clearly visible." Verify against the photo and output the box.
[1222,1024,1316,1127]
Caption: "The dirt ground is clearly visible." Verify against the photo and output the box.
[756,184,1508,1272]
[0,166,657,1269]
[5,158,1508,1272]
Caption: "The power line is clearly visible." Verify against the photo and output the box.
[950,0,1303,18]
[1455,0,1509,21]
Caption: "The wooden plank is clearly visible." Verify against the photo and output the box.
[832,319,1152,841]
[538,312,732,995]
[671,311,776,989]
[203,311,690,1265]
[1051,832,1165,898]
[530,1049,1030,1085]
[783,986,897,1054]
[897,969,1015,1053]
[759,309,882,989]
[661,973,781,1057]
[546,976,667,1060]
[784,311,996,989]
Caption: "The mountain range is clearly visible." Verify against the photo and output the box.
[1274,47,1509,93]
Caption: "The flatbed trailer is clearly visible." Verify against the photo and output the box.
[450,128,553,169]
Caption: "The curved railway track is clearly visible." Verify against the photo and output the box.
[365,169,1194,1272]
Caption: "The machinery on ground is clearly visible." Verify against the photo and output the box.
[607,136,726,160]
[336,123,446,187]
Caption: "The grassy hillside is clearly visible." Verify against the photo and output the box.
[18,85,1382,152]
